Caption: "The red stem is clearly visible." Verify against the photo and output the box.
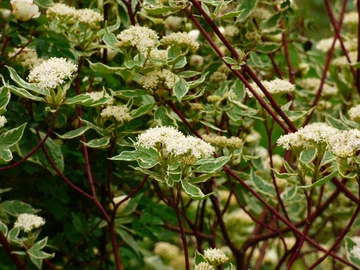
[0,231,27,269]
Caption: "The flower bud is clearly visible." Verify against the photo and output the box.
[189,55,204,67]
[10,0,40,22]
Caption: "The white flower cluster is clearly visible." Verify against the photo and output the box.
[251,7,272,20]
[0,115,7,128]
[150,49,168,62]
[28,57,77,89]
[153,242,180,261]
[332,51,357,67]
[203,248,229,266]
[117,25,159,53]
[141,69,176,90]
[343,11,358,25]
[327,129,360,158]
[46,3,77,21]
[137,126,214,159]
[315,37,339,53]
[351,242,360,260]
[247,78,295,98]
[277,123,337,150]
[223,26,239,38]
[194,262,214,270]
[161,32,200,52]
[100,105,131,123]
[8,48,43,69]
[224,209,253,226]
[10,0,40,22]
[46,3,103,28]
[278,123,360,158]
[349,105,360,121]
[297,78,338,97]
[203,134,243,149]
[14,213,45,232]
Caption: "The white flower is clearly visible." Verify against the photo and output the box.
[0,115,7,128]
[153,242,180,261]
[28,57,77,89]
[297,78,338,97]
[224,209,253,226]
[150,49,168,62]
[351,242,360,260]
[277,123,338,151]
[203,248,228,266]
[10,0,40,22]
[100,105,131,123]
[203,134,243,148]
[316,37,339,53]
[327,129,360,158]
[188,30,200,41]
[264,249,278,265]
[343,11,358,25]
[164,16,183,30]
[117,25,159,53]
[8,48,43,69]
[189,55,204,67]
[247,78,295,98]
[137,127,214,159]
[194,262,214,270]
[14,214,45,232]
[46,3,77,21]
[332,51,357,67]
[0,9,12,20]
[349,105,360,122]
[161,32,200,52]
[223,26,239,38]
[75,9,103,28]
[251,7,271,20]
[110,195,130,214]
[141,69,176,90]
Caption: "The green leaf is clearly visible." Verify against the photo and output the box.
[154,107,177,126]
[65,93,111,107]
[21,129,65,174]
[195,156,229,173]
[299,148,317,164]
[195,250,206,264]
[238,0,258,21]
[131,104,154,119]
[82,137,110,149]
[34,0,53,7]
[0,188,12,195]
[87,60,125,75]
[0,87,11,113]
[55,126,90,139]
[110,150,141,161]
[97,14,121,36]
[345,237,360,267]
[222,57,238,65]
[0,220,8,235]
[2,85,43,102]
[174,76,189,101]
[281,186,298,201]
[320,151,336,167]
[256,42,282,54]
[251,169,276,197]
[219,9,245,19]
[188,72,208,89]
[115,228,140,256]
[102,32,123,53]
[0,123,27,164]
[112,89,149,98]
[6,66,49,95]
[181,181,211,200]
[0,200,39,216]
[298,171,338,188]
